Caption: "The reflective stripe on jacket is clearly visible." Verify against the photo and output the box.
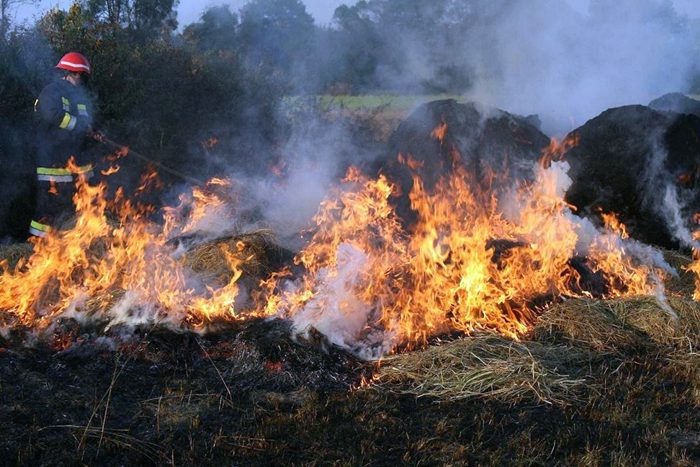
[34,78,96,169]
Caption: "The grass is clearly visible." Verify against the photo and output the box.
[284,94,466,113]
[377,334,591,405]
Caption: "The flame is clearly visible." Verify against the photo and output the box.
[48,181,58,195]
[135,166,163,194]
[264,149,666,353]
[0,134,671,357]
[101,165,121,176]
[108,146,129,162]
[540,133,579,168]
[162,177,235,237]
[686,215,700,300]
[431,120,448,143]
[0,172,261,331]
[202,137,219,149]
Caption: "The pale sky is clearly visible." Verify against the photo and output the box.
[12,0,700,28]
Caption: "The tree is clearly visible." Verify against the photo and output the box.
[238,0,315,89]
[182,5,239,54]
[1,0,38,38]
[82,0,178,40]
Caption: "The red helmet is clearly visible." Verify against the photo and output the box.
[56,52,91,75]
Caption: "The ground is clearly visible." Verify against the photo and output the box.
[1,270,699,465]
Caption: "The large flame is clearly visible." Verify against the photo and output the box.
[264,128,667,356]
[0,127,673,357]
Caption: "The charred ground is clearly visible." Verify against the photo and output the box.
[1,290,698,465]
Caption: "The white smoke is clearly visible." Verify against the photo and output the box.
[464,0,698,134]
[289,243,392,359]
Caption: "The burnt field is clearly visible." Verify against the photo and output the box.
[1,289,698,465]
[2,99,700,465]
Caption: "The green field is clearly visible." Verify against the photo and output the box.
[285,94,466,112]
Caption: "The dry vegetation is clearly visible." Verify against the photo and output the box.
[1,242,699,465]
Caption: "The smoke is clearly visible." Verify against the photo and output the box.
[463,0,698,134]
[208,104,385,250]
[289,243,392,360]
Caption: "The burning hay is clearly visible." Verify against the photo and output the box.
[0,242,33,270]
[182,230,293,286]
[264,103,672,357]
[1,100,686,359]
[377,99,550,225]
[0,176,280,334]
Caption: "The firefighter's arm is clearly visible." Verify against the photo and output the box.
[35,86,80,132]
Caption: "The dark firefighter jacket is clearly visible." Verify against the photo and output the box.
[34,78,95,174]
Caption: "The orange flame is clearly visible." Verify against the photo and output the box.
[431,120,448,143]
[540,133,579,168]
[0,173,260,331]
[101,165,121,176]
[108,146,130,162]
[0,141,670,357]
[262,154,665,352]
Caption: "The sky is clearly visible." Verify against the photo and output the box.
[12,0,700,28]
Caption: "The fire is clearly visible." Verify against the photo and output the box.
[686,216,700,300]
[0,170,261,331]
[163,177,235,237]
[540,133,580,169]
[431,120,448,142]
[0,123,673,357]
[101,165,121,176]
[263,126,666,354]
[108,145,130,161]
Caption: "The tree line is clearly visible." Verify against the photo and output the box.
[1,0,698,240]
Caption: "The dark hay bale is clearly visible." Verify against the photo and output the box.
[649,92,700,117]
[563,105,700,248]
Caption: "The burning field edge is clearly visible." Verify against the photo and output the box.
[2,103,700,464]
[0,244,698,465]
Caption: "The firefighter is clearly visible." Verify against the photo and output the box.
[30,52,103,238]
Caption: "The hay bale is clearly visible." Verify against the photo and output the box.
[533,297,700,353]
[376,99,550,226]
[661,249,695,295]
[563,105,700,248]
[0,243,33,270]
[649,92,700,117]
[533,299,651,352]
[376,333,590,406]
[182,230,293,286]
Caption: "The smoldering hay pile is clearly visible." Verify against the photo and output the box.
[562,104,700,249]
[2,99,700,360]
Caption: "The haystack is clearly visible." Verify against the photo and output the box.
[563,105,700,248]
[376,99,550,226]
